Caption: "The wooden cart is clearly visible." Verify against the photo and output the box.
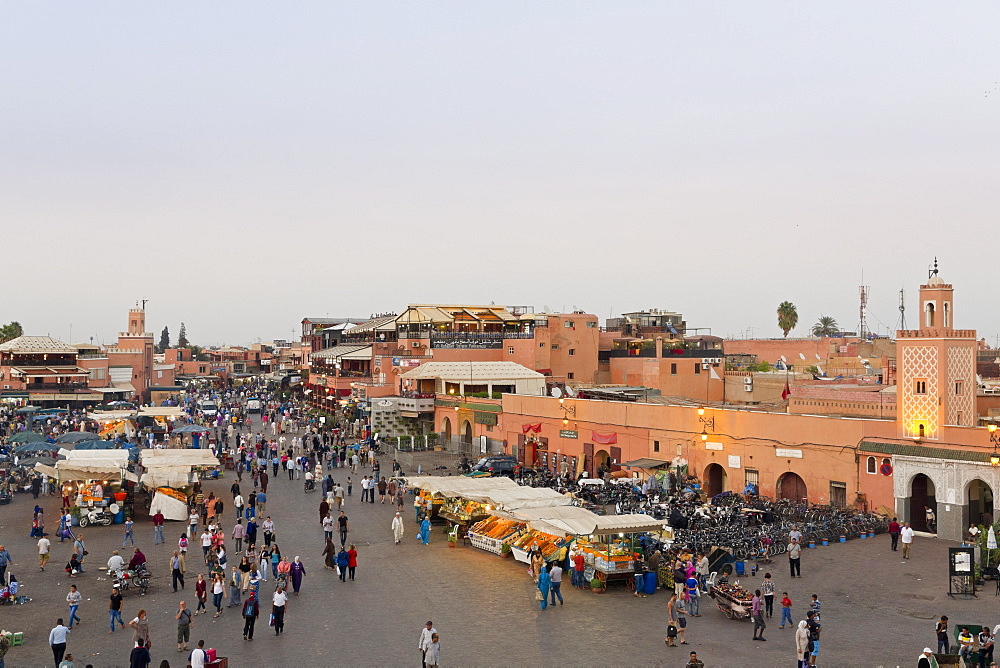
[708,584,752,620]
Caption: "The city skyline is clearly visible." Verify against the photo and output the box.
[2,2,998,344]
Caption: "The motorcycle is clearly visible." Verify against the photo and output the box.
[78,507,115,528]
[112,563,151,595]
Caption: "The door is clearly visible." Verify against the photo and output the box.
[829,482,847,508]
[705,463,727,498]
[610,446,622,472]
[777,472,807,502]
[583,443,595,477]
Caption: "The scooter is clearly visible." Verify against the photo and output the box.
[78,503,119,528]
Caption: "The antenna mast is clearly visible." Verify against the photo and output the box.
[858,283,869,339]
[898,289,906,331]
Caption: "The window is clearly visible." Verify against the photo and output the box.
[508,346,514,355]
[670,363,677,375]
[830,481,847,508]
[653,440,660,453]
[882,457,891,469]
[551,344,559,350]
[586,321,597,328]
[866,456,877,474]
[914,379,927,395]
[539,343,546,348]
[568,349,576,356]
[955,380,963,395]
[745,468,759,488]
[564,321,573,328]
[567,372,575,380]
[694,363,701,375]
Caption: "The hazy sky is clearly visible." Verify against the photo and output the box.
[3,2,998,347]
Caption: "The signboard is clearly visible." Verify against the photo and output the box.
[559,430,579,439]
[950,547,974,575]
[31,393,103,401]
[775,448,803,458]
[474,412,498,426]
[727,455,741,469]
[879,462,893,476]
[393,358,422,368]
[705,441,723,451]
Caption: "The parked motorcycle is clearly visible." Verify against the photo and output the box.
[112,563,150,595]
[78,503,119,528]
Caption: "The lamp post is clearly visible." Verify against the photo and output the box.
[989,424,1000,467]
[697,406,715,441]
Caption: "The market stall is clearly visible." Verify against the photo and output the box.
[34,449,132,524]
[466,517,524,554]
[140,449,221,520]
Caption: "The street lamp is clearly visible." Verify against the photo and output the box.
[989,424,1000,466]
[559,397,576,426]
[697,406,715,432]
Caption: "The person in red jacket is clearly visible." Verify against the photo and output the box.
[347,545,358,581]
[888,517,901,551]
[572,550,586,589]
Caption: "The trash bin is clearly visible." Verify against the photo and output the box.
[735,561,746,576]
[114,510,125,524]
[644,572,657,595]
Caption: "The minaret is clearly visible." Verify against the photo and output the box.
[896,260,977,439]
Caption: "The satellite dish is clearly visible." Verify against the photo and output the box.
[815,354,821,360]
[799,353,806,360]
[109,503,120,515]
[780,355,787,363]
[566,386,577,398]
[550,387,563,398]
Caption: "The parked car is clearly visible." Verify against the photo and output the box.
[472,455,517,476]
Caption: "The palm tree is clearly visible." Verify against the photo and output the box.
[811,316,839,337]
[0,321,23,343]
[776,302,798,338]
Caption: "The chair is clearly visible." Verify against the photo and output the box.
[705,571,718,588]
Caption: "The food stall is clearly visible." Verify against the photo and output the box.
[402,475,523,523]
[140,450,222,521]
[466,517,524,554]
[34,449,133,524]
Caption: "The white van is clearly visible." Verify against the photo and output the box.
[198,400,219,417]
[246,398,262,414]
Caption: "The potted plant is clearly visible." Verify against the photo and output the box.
[501,543,512,558]
[590,577,604,593]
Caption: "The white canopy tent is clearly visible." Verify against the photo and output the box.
[140,449,220,488]
[34,449,131,483]
[490,506,669,537]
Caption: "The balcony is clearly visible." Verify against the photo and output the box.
[25,382,89,391]
[393,396,436,413]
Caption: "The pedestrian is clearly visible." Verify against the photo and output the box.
[0,545,12,584]
[424,632,441,667]
[241,591,259,641]
[109,587,125,633]
[190,639,207,668]
[572,549,585,588]
[418,621,437,667]
[787,537,801,578]
[322,514,335,543]
[290,556,306,593]
[212,573,224,617]
[795,620,810,667]
[936,615,950,654]
[751,589,766,641]
[194,574,207,616]
[901,522,915,559]
[171,551,185,592]
[227,566,242,607]
[175,601,192,653]
[685,651,705,668]
[129,609,150,650]
[806,610,821,666]
[760,572,775,618]
[347,545,357,581]
[391,512,405,544]
[178,534,188,570]
[323,538,336,570]
[779,591,793,629]
[129,640,153,668]
[38,534,51,571]
[271,584,288,635]
[232,520,245,553]
[336,547,349,581]
[152,511,165,545]
[537,563,551,610]
[979,624,994,668]
[49,618,70,666]
[888,517,901,551]
[66,585,82,628]
[378,477,387,503]
[809,593,821,620]
[338,511,349,547]
[123,517,135,548]
[549,562,564,605]
[419,515,431,546]
[58,652,74,668]
[686,568,701,616]
[925,505,936,532]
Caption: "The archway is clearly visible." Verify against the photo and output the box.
[595,449,611,474]
[441,416,452,441]
[777,472,807,502]
[909,473,936,532]
[968,478,994,527]
[704,463,727,498]
[462,420,473,445]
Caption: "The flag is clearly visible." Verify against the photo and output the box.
[781,379,791,400]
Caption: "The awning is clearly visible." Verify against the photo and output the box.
[622,457,673,469]
[340,346,373,361]
[489,506,669,537]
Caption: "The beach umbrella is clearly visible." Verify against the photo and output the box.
[73,440,119,450]
[8,431,45,444]
[12,441,58,454]
[56,432,99,444]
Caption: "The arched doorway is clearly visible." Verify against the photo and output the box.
[462,420,473,446]
[441,416,452,441]
[777,472,807,502]
[704,463,727,498]
[910,474,936,532]
[595,449,611,474]
[968,479,994,527]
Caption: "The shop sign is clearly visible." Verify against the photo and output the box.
[727,455,741,469]
[474,412,498,426]
[559,429,578,439]
[705,441,723,450]
[775,448,803,458]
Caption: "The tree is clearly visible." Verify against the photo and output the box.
[776,301,798,338]
[0,321,23,343]
[811,315,839,337]
[157,326,170,353]
[178,323,188,348]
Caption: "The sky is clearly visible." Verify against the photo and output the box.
[2,2,998,347]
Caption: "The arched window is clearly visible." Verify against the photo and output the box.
[925,302,935,327]
[866,456,877,474]
[943,302,950,328]
[881,458,891,470]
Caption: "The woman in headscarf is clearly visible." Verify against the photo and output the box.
[289,556,306,594]
[392,512,405,545]
[322,537,336,569]
[228,565,242,607]
[419,515,431,545]
[537,564,551,610]
[795,620,810,667]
